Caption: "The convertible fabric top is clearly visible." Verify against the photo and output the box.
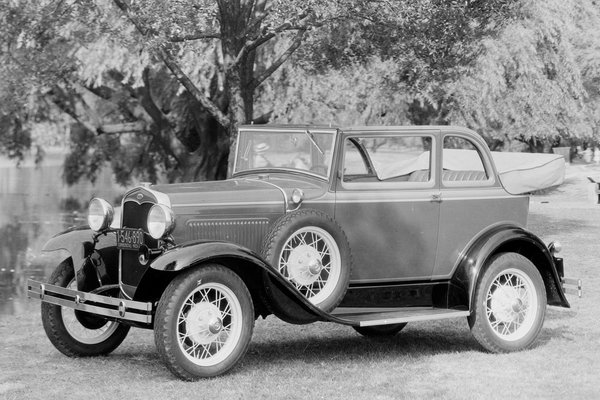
[491,151,565,194]
[441,149,566,193]
[376,150,565,194]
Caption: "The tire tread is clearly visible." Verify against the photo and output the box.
[154,264,254,380]
[469,252,546,353]
[41,260,129,357]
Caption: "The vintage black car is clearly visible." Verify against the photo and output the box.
[28,125,581,380]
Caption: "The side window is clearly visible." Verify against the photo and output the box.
[342,136,432,183]
[442,136,489,184]
[343,139,370,176]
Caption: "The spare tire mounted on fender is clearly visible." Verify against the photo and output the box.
[262,208,352,314]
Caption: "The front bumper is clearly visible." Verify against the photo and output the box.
[27,279,153,324]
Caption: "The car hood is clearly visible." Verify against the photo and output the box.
[151,173,329,210]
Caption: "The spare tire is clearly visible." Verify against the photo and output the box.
[262,208,352,315]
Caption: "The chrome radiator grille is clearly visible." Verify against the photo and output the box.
[122,201,153,230]
[120,201,157,290]
[186,218,270,252]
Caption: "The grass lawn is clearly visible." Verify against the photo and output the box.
[1,163,599,400]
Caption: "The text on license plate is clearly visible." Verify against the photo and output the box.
[116,229,145,250]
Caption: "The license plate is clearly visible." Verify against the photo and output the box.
[116,228,145,250]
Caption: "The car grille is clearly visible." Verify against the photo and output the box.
[120,201,157,292]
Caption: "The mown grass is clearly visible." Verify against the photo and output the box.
[1,164,598,399]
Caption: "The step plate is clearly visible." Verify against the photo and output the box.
[332,307,470,327]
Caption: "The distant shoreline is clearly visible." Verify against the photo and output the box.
[0,147,67,168]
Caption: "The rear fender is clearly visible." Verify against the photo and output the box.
[449,223,569,310]
[147,241,339,322]
[42,226,119,290]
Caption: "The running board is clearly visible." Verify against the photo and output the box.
[331,307,470,327]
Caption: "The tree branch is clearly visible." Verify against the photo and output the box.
[47,86,98,134]
[252,110,273,124]
[245,9,311,53]
[158,47,230,128]
[112,0,230,129]
[97,122,146,134]
[250,29,306,89]
[169,31,221,42]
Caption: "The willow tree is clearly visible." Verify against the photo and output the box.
[448,0,600,151]
[1,0,519,184]
[108,0,357,177]
[1,0,354,182]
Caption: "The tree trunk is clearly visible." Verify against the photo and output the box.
[217,0,256,176]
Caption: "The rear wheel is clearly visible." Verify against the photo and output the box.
[41,260,129,357]
[353,323,407,337]
[469,253,546,353]
[154,264,254,380]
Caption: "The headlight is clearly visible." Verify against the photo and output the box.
[147,204,175,239]
[88,198,114,232]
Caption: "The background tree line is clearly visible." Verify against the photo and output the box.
[1,0,599,185]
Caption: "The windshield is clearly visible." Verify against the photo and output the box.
[233,129,337,178]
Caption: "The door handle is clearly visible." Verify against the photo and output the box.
[431,194,442,203]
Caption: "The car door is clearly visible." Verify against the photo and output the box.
[433,132,529,279]
[334,130,441,283]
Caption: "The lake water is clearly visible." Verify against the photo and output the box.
[0,150,124,316]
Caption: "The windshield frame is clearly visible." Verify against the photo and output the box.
[232,127,339,181]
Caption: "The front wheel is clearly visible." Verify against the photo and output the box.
[468,253,547,353]
[154,264,254,380]
[41,260,130,357]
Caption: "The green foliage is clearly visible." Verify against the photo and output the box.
[2,0,600,187]
[263,58,411,126]
[448,0,600,150]
[262,0,519,127]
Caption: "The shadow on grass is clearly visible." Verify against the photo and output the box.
[93,322,481,378]
[537,325,574,346]
[244,324,479,367]
[72,315,578,379]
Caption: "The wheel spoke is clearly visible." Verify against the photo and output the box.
[297,232,308,246]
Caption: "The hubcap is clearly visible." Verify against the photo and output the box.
[485,268,538,341]
[208,317,223,335]
[288,245,323,285]
[185,302,223,344]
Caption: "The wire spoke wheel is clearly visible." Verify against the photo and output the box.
[41,260,129,357]
[469,253,546,353]
[154,264,254,380]
[485,269,537,341]
[278,226,341,305]
[262,209,351,320]
[177,282,242,366]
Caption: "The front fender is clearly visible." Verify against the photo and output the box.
[147,240,348,324]
[150,240,271,273]
[449,223,569,310]
[42,226,119,290]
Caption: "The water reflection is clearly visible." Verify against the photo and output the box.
[0,151,123,316]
